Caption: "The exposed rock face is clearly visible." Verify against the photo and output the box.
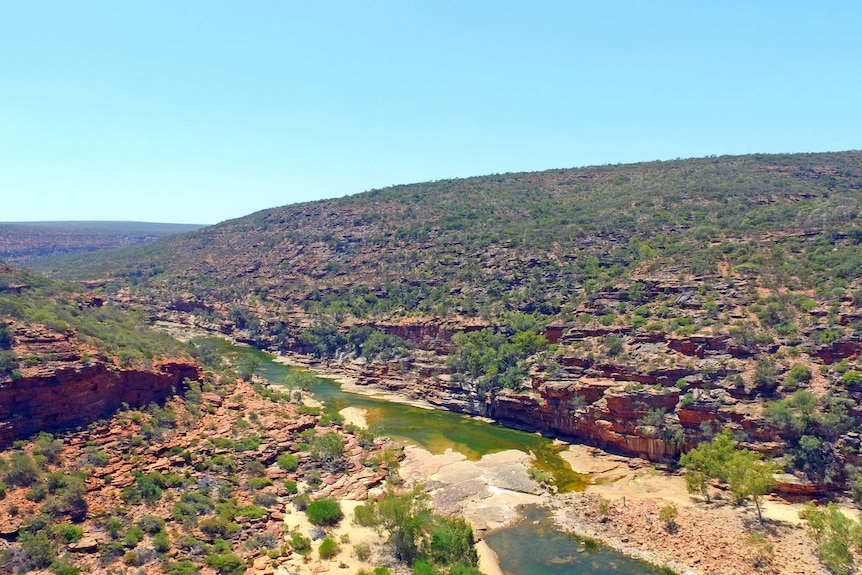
[490,384,683,460]
[0,360,199,446]
[0,318,201,446]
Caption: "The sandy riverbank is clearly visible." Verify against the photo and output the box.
[553,443,826,575]
[340,404,529,575]
[273,355,441,410]
[282,353,829,575]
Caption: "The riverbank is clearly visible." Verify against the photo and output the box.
[281,352,830,575]
[552,444,825,575]
[341,404,526,575]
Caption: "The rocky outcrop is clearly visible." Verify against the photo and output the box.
[813,337,862,364]
[489,382,683,460]
[0,359,200,446]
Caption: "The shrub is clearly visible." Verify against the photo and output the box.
[21,529,57,569]
[33,432,64,464]
[354,541,372,561]
[841,371,862,386]
[253,492,278,507]
[152,531,171,553]
[412,562,438,575]
[237,505,268,519]
[138,514,166,534]
[245,460,266,477]
[310,433,345,466]
[353,503,378,527]
[26,482,48,502]
[247,477,272,490]
[49,559,80,575]
[122,551,142,566]
[318,536,339,559]
[289,531,311,554]
[604,335,624,356]
[55,523,84,544]
[283,480,298,495]
[123,526,144,547]
[105,517,123,538]
[0,323,13,349]
[199,517,241,538]
[306,498,343,526]
[277,453,299,472]
[205,551,246,575]
[162,560,200,575]
[658,504,678,533]
[293,493,311,511]
[6,451,40,487]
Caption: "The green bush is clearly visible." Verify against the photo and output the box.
[105,516,123,538]
[293,493,311,511]
[55,523,84,544]
[353,503,378,527]
[199,516,241,538]
[354,541,372,561]
[247,477,272,490]
[604,335,624,356]
[162,559,200,575]
[21,529,56,568]
[26,482,48,502]
[49,559,80,575]
[137,514,166,534]
[237,505,268,519]
[283,479,298,494]
[253,492,278,507]
[318,536,339,559]
[123,526,144,547]
[289,531,311,554]
[412,562,438,575]
[0,323,13,349]
[841,371,862,386]
[205,551,246,575]
[277,453,299,472]
[306,498,343,526]
[153,531,171,553]
[5,451,40,487]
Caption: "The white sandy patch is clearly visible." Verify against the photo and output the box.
[563,443,819,526]
[475,540,505,575]
[339,406,368,429]
[276,499,399,575]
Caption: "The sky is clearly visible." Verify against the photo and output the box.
[1,2,860,225]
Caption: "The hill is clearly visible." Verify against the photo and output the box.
[0,221,204,266]
[34,151,862,498]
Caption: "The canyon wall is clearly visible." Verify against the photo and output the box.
[0,360,200,446]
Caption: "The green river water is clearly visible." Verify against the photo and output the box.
[215,340,673,575]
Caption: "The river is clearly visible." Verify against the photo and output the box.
[215,340,673,575]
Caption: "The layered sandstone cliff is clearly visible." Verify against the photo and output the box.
[0,321,199,446]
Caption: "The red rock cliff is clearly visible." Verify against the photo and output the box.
[0,360,200,446]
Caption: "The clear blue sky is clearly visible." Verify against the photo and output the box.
[2,2,860,225]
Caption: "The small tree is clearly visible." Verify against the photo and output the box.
[680,429,735,502]
[658,504,678,533]
[724,450,777,524]
[310,433,345,467]
[680,429,776,523]
[801,502,862,575]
